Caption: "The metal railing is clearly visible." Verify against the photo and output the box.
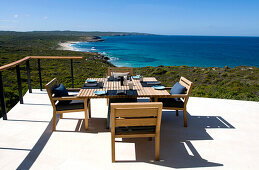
[0,56,83,120]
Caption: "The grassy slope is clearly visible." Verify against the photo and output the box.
[136,66,259,101]
[0,32,114,111]
[0,31,258,113]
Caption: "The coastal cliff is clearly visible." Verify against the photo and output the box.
[0,31,258,113]
[79,36,104,42]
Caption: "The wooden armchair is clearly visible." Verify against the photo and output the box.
[45,78,90,131]
[157,77,193,127]
[110,102,163,162]
[107,67,133,76]
[106,67,134,105]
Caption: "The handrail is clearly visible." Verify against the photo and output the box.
[0,56,83,120]
[29,56,83,59]
[0,57,30,71]
[0,56,83,71]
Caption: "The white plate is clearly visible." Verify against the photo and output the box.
[153,85,165,90]
[132,75,141,79]
[94,91,107,95]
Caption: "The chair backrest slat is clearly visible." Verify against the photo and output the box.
[116,118,157,127]
[45,78,59,108]
[115,107,158,117]
[108,67,133,76]
[179,77,191,89]
[46,78,59,93]
[111,102,163,134]
[179,76,193,107]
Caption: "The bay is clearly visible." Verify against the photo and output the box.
[72,35,259,68]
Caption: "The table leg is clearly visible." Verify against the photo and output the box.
[154,97,158,102]
[88,99,91,118]
[84,98,88,130]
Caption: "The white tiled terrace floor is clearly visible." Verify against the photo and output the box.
[0,89,259,170]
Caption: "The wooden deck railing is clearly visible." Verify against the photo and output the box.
[0,56,83,120]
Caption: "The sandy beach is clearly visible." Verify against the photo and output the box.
[58,41,79,51]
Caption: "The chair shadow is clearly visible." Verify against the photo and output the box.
[115,110,235,168]
[15,110,234,169]
[56,117,109,133]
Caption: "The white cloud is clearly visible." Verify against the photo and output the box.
[43,16,48,20]
[13,14,19,19]
[0,20,11,22]
[0,19,18,23]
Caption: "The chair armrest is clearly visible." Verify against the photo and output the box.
[67,88,81,92]
[164,87,172,90]
[169,94,187,98]
[52,96,81,101]
[160,94,187,98]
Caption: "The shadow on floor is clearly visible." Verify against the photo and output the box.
[55,117,109,133]
[28,92,48,95]
[6,119,50,123]
[114,110,235,168]
[16,109,234,169]
[0,147,31,151]
[16,118,54,170]
[22,103,51,106]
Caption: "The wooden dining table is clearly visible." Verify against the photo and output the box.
[77,77,171,129]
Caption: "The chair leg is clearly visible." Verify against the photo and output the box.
[111,133,115,162]
[53,111,56,131]
[107,98,109,106]
[183,109,187,127]
[84,99,88,130]
[155,134,160,161]
[60,113,63,119]
[107,109,110,129]
[88,99,91,118]
[176,110,179,117]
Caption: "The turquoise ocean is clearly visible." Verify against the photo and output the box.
[71,35,259,68]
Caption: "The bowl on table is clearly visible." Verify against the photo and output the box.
[132,75,141,79]
[87,79,97,83]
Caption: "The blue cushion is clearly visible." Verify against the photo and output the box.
[53,83,69,97]
[157,98,184,108]
[170,82,186,95]
[56,99,84,111]
[52,83,71,105]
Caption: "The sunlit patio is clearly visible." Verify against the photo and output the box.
[0,89,258,170]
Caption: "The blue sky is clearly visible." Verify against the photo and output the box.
[0,0,259,36]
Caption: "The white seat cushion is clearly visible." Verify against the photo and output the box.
[111,72,129,78]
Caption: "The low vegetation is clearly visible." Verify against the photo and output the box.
[0,31,258,114]
[137,65,259,101]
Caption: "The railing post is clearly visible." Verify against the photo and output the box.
[0,71,7,120]
[71,59,74,88]
[38,59,42,91]
[26,60,32,93]
[16,65,23,104]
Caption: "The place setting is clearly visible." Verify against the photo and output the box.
[139,78,162,88]
[82,79,104,89]
[152,85,166,90]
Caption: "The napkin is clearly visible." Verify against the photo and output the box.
[147,81,161,85]
[84,83,97,87]
[116,90,126,95]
